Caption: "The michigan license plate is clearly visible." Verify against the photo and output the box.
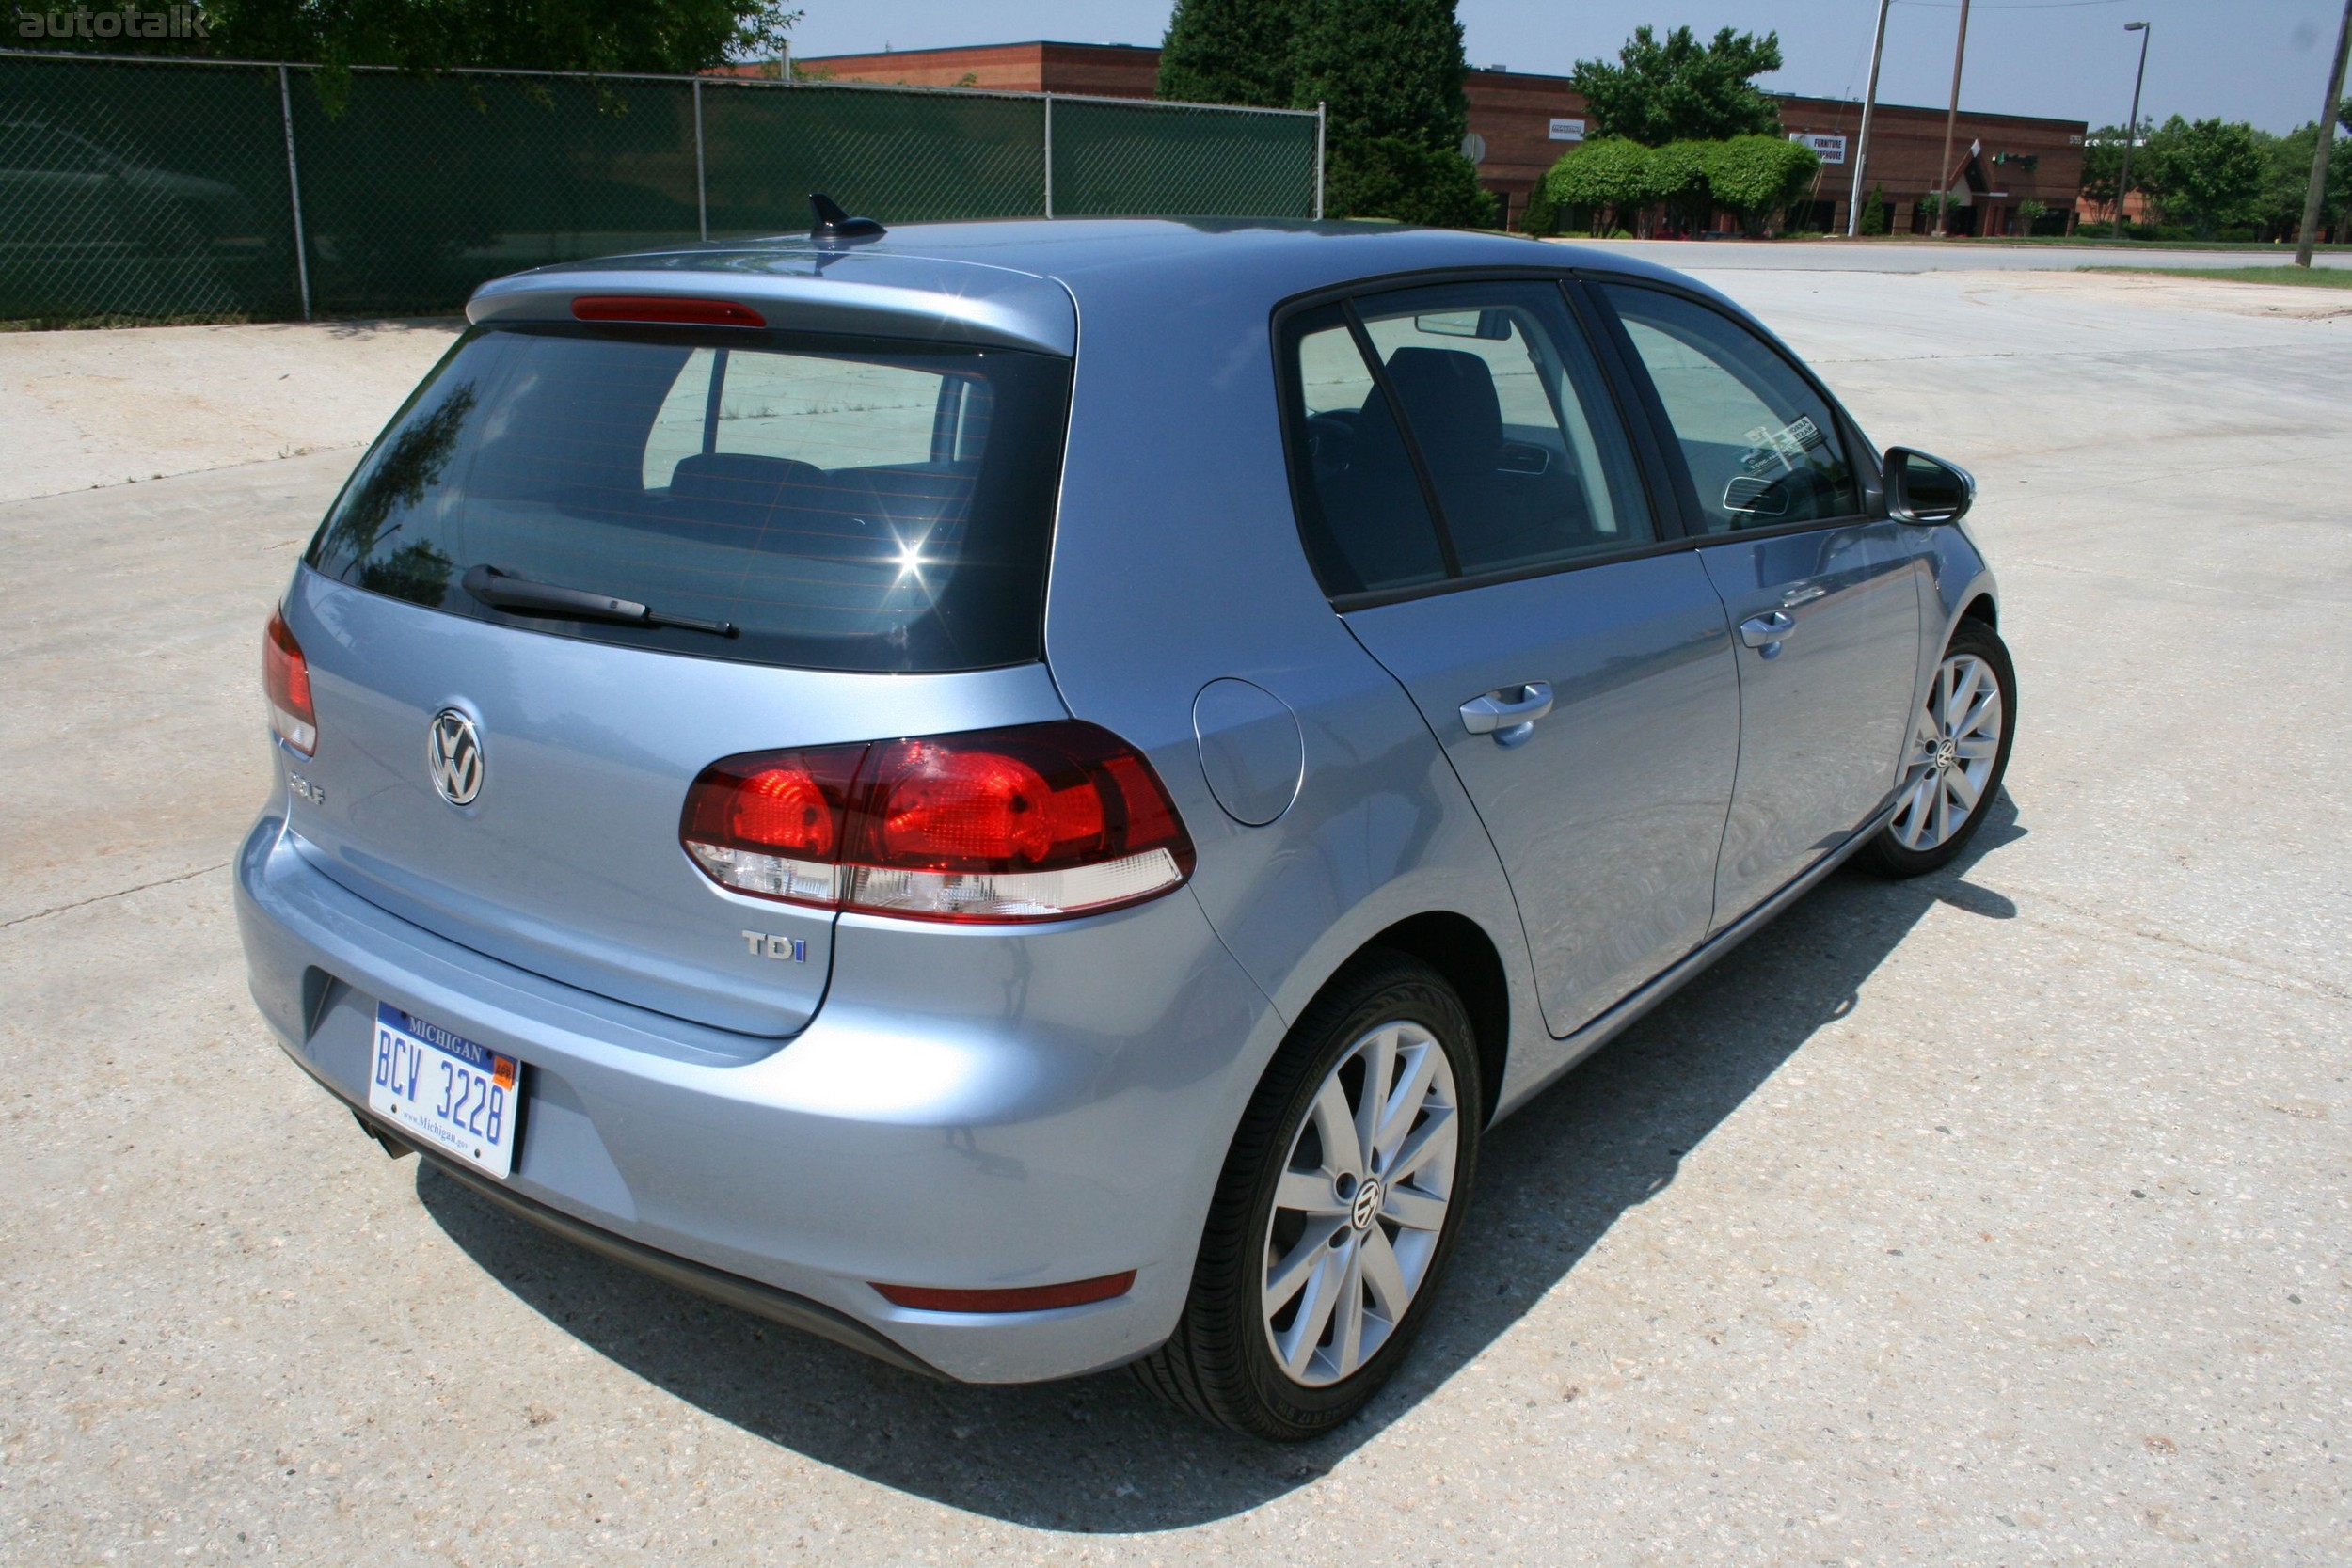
[367,1003,520,1178]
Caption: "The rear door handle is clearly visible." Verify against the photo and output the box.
[1739,610,1797,651]
[1460,682,1554,746]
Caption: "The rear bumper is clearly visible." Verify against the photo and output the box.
[234,811,1279,1384]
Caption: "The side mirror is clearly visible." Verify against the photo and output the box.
[1883,447,1975,524]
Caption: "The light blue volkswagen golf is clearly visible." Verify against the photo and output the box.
[237,214,2014,1441]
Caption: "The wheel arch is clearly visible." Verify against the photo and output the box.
[1330,911,1511,1128]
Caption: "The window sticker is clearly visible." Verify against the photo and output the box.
[1739,414,1825,476]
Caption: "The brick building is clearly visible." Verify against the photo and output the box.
[790,40,2088,236]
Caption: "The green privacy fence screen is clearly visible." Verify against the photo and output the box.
[0,52,1323,322]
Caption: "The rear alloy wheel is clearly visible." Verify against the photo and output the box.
[1261,1017,1461,1387]
[1134,953,1481,1440]
[1867,618,2016,877]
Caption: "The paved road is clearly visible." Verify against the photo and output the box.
[1,270,2345,1563]
[1565,236,2352,272]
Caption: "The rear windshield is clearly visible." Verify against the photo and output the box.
[306,325,1072,673]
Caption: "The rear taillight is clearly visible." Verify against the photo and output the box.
[680,722,1196,924]
[262,609,316,755]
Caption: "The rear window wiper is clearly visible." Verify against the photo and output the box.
[462,564,739,639]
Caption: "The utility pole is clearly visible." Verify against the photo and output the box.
[1847,0,1893,237]
[1933,0,1972,237]
[2295,0,2352,266]
[2114,22,2152,239]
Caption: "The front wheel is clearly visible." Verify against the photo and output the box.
[1865,617,2017,877]
[1133,953,1482,1441]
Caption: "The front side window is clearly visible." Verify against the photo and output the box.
[308,325,1069,673]
[1599,284,1860,533]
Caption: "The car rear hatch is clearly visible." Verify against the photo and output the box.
[272,249,1079,1038]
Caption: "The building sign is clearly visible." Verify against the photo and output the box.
[1788,132,1847,164]
[1548,118,1584,142]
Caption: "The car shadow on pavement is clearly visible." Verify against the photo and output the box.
[419,797,2023,1532]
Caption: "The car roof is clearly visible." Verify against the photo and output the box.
[465,218,1723,358]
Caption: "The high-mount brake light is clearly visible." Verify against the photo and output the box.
[569,294,767,328]
[679,722,1196,924]
[262,609,316,755]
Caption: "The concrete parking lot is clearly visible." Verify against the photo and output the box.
[2,259,2345,1564]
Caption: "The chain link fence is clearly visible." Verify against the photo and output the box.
[0,51,1323,323]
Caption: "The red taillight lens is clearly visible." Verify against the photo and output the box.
[678,722,1195,923]
[262,609,316,755]
[862,737,1110,869]
[569,294,766,328]
[679,746,866,909]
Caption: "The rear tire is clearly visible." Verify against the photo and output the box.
[1133,952,1482,1441]
[1864,617,2016,878]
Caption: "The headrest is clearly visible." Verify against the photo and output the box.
[667,451,823,506]
[1377,347,1503,467]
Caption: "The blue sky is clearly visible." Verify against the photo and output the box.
[788,1,2351,135]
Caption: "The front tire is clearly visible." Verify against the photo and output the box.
[1134,952,1482,1441]
[1866,617,2017,877]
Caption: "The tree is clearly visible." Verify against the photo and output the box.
[1519,171,1560,236]
[2140,115,2265,238]
[1157,0,1301,107]
[1546,137,1656,235]
[2260,116,2352,240]
[1704,135,1818,236]
[1860,183,1889,235]
[190,0,796,77]
[1569,25,1783,147]
[1287,0,1490,225]
[1290,0,1470,149]
[2078,122,2137,219]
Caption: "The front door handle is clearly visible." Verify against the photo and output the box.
[1739,610,1797,654]
[1460,681,1554,747]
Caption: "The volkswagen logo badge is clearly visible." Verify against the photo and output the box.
[426,709,485,807]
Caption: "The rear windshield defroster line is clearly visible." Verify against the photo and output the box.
[306,323,1073,674]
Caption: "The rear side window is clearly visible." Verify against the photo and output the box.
[1279,281,1652,599]
[1598,284,1859,533]
[1352,282,1651,577]
[1283,303,1451,595]
[307,325,1071,673]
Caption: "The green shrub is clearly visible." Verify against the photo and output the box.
[1647,140,1715,233]
[1546,136,1656,234]
[1704,135,1820,235]
[1328,135,1498,228]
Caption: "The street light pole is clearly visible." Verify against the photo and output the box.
[2113,22,2151,239]
[1933,0,1973,238]
[1847,0,1894,237]
[2295,0,2352,266]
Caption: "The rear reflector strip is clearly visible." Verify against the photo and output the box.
[570,294,767,328]
[871,1271,1136,1314]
